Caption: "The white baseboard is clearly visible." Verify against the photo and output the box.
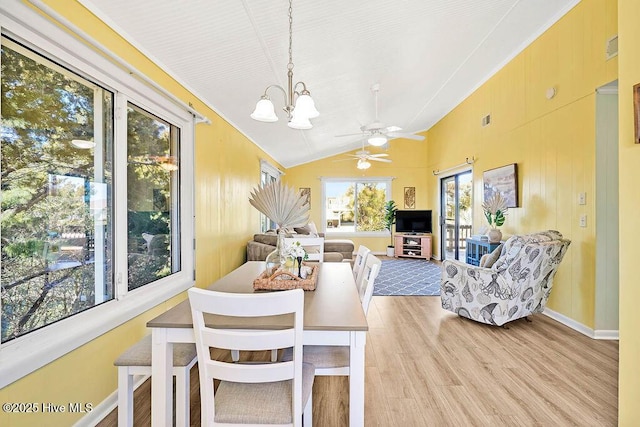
[73,375,149,427]
[594,329,620,340]
[543,309,619,340]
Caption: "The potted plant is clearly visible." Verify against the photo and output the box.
[482,193,508,243]
[384,200,398,257]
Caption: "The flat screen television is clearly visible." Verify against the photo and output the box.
[395,210,432,234]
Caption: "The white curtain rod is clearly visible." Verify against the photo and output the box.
[432,157,475,176]
[28,0,211,125]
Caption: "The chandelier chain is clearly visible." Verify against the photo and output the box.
[288,0,293,71]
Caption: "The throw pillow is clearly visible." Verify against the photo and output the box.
[308,221,319,236]
[481,243,503,268]
[293,224,311,235]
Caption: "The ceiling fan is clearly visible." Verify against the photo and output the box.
[335,140,392,170]
[336,83,426,146]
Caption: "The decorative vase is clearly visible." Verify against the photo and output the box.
[296,256,303,278]
[487,228,502,243]
[265,229,287,272]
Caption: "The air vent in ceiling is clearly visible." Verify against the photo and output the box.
[481,114,491,127]
[606,35,618,60]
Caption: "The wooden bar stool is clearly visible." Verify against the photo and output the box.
[114,335,197,427]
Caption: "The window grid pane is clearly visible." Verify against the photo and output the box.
[324,180,390,233]
[126,104,180,290]
[1,39,114,342]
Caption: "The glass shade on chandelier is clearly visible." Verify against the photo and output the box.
[357,159,371,170]
[250,97,278,122]
[367,134,387,146]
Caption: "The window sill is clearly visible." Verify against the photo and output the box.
[0,277,193,389]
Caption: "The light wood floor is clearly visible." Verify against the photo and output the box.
[98,296,618,426]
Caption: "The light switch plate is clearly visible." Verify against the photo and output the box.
[578,192,586,205]
[579,214,587,227]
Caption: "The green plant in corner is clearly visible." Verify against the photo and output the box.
[384,200,398,247]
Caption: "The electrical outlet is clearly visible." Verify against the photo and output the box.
[579,192,586,205]
[579,214,587,227]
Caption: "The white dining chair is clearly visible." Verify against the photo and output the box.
[284,254,381,376]
[352,245,371,284]
[188,287,315,427]
[284,237,325,262]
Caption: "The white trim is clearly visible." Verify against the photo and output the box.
[594,330,619,340]
[0,1,196,388]
[542,308,619,340]
[260,159,284,178]
[412,0,581,133]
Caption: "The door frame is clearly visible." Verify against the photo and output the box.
[439,169,473,261]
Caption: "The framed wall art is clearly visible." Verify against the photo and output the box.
[404,187,416,209]
[299,187,311,208]
[483,163,518,208]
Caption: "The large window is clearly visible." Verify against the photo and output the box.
[322,178,391,235]
[0,2,195,388]
[1,39,114,341]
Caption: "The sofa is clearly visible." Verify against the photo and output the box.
[247,230,354,263]
[440,230,571,326]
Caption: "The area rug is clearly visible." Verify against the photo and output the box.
[373,259,441,296]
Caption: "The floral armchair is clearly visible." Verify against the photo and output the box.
[440,230,571,326]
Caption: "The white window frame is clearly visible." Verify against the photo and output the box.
[0,1,195,388]
[259,159,283,232]
[321,177,392,238]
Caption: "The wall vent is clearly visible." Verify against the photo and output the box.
[481,114,491,127]
[606,35,618,60]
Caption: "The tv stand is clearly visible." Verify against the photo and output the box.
[394,234,432,260]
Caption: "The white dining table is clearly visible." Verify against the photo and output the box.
[147,261,368,426]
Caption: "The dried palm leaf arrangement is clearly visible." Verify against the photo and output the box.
[249,181,310,231]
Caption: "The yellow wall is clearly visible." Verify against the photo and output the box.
[617,0,640,423]
[0,1,278,425]
[425,0,617,329]
[284,138,429,252]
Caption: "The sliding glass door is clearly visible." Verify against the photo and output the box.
[440,171,472,261]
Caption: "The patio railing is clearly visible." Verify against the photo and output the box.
[445,223,472,250]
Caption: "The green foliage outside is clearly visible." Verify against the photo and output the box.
[1,42,173,341]
[335,183,387,232]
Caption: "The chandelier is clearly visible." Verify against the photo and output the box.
[250,0,319,129]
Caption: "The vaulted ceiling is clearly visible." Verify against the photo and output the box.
[81,0,579,167]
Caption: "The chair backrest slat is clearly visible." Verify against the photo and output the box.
[353,245,371,284]
[359,254,381,314]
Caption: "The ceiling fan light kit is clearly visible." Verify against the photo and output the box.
[357,159,371,170]
[367,134,387,146]
[335,83,425,146]
[250,0,318,129]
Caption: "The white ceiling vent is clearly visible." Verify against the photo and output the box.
[481,114,491,127]
[606,35,618,60]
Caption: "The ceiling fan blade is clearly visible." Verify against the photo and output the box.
[387,132,425,141]
[368,153,389,158]
[335,132,364,138]
[385,125,402,132]
[333,157,357,162]
[369,157,392,163]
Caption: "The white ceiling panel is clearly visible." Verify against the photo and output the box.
[80,0,580,167]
